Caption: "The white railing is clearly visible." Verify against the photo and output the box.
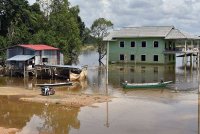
[182,48,199,53]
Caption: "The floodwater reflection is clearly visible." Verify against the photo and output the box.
[108,64,175,87]
[0,50,200,134]
[0,96,80,134]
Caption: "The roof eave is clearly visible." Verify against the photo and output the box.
[112,36,166,38]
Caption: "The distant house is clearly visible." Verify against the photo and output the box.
[7,44,64,69]
[104,26,200,64]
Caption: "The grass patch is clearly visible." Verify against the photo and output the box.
[81,44,96,51]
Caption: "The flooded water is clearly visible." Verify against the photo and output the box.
[0,49,200,134]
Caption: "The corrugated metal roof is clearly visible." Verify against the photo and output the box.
[104,26,200,41]
[19,44,59,50]
[104,26,174,41]
[7,55,35,61]
[165,29,200,39]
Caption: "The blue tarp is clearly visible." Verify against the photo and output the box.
[7,55,35,61]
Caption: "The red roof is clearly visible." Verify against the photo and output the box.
[19,44,59,51]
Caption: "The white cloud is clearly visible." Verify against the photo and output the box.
[28,0,36,5]
[27,0,200,35]
[69,0,200,35]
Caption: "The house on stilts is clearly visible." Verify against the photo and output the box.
[104,26,200,66]
[6,44,87,80]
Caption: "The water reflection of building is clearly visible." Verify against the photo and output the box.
[0,96,80,134]
[108,64,175,87]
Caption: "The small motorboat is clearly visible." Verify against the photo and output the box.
[41,86,55,96]
[122,81,173,89]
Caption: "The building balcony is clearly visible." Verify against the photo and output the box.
[163,48,199,54]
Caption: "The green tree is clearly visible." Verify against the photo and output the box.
[0,36,8,60]
[91,18,113,64]
[0,0,44,46]
[0,0,85,64]
[69,5,85,43]
[35,0,82,63]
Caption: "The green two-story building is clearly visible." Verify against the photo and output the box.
[104,26,200,64]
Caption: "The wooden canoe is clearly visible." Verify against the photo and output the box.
[35,82,73,87]
[122,81,173,89]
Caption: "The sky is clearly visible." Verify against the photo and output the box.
[28,0,200,35]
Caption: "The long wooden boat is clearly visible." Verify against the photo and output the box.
[35,82,73,87]
[122,81,173,89]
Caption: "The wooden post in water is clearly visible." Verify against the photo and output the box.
[197,43,200,133]
[104,41,110,127]
[198,94,200,134]
[106,41,109,87]
[24,61,26,78]
[198,65,200,134]
[198,39,200,94]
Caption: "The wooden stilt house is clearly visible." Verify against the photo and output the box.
[6,44,64,76]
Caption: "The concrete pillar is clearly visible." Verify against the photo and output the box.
[185,40,187,52]
[184,40,187,66]
[184,53,187,66]
[191,40,194,49]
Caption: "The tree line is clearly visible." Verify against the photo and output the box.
[0,0,113,64]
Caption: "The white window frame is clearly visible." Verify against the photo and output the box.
[141,41,147,48]
[119,41,125,48]
[141,54,146,61]
[131,41,136,48]
[130,54,135,61]
[119,54,125,61]
[153,41,159,48]
[153,55,159,62]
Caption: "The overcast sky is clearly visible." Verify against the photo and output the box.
[28,0,200,35]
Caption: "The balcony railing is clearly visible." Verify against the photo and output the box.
[163,48,199,54]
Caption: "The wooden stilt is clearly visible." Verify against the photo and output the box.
[24,62,25,78]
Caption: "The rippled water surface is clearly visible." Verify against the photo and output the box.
[0,50,200,134]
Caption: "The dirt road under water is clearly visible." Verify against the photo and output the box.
[0,86,111,107]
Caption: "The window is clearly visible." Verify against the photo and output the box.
[142,41,146,47]
[154,55,158,61]
[120,54,124,61]
[141,55,146,61]
[42,58,48,63]
[154,41,159,48]
[120,41,124,47]
[131,41,135,47]
[130,55,135,61]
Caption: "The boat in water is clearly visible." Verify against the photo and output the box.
[35,82,73,87]
[36,64,88,81]
[122,81,173,89]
